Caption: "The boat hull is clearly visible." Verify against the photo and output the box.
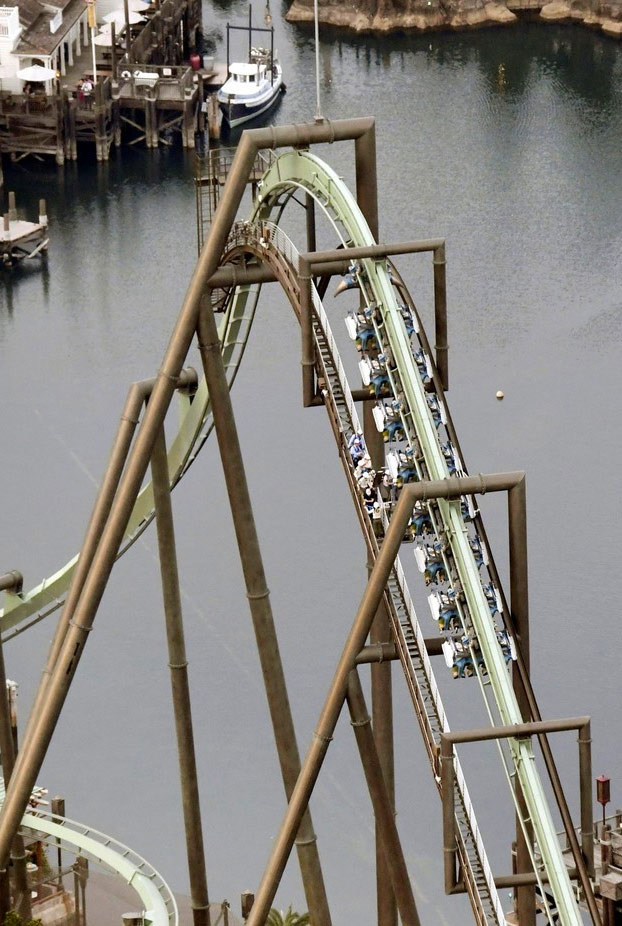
[217,70,284,128]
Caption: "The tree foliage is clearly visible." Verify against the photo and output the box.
[3,911,42,926]
[266,907,310,926]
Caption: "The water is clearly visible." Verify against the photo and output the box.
[0,17,621,925]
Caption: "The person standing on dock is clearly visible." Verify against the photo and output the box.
[82,77,93,109]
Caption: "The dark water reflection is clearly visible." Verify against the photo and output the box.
[0,18,620,926]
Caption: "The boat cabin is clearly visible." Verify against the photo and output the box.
[226,60,266,88]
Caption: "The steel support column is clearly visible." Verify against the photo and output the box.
[299,256,316,408]
[305,192,316,253]
[245,473,600,925]
[0,115,380,877]
[432,242,448,391]
[508,476,535,925]
[19,370,197,754]
[440,718,593,902]
[361,254,397,926]
[364,401,397,926]
[245,486,422,926]
[196,295,331,926]
[150,425,211,926]
[346,670,420,926]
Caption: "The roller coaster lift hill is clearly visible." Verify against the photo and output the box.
[0,117,612,926]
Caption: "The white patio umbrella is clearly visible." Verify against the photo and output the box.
[16,64,57,81]
[100,0,150,18]
[93,31,117,46]
[102,9,146,25]
[98,15,145,32]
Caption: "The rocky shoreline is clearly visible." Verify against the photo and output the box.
[285,0,622,38]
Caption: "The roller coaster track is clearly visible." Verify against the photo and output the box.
[221,148,583,924]
[0,781,176,926]
[0,273,262,642]
[20,808,177,926]
[226,217,506,925]
[0,142,588,924]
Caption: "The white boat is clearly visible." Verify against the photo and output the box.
[217,46,284,128]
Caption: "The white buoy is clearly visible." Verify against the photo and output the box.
[496,390,504,400]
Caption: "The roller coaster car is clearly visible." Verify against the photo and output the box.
[397,303,418,337]
[359,356,392,398]
[386,448,418,487]
[443,636,487,679]
[442,441,458,475]
[428,589,462,633]
[344,311,378,353]
[334,261,368,297]
[400,517,417,544]
[426,393,447,429]
[373,401,405,443]
[461,495,477,521]
[468,535,489,569]
[482,582,503,617]
[414,348,433,384]
[414,542,447,586]
[497,629,517,664]
[411,502,432,536]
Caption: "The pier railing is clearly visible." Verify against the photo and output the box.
[114,67,195,103]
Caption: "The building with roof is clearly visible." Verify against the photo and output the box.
[0,0,93,93]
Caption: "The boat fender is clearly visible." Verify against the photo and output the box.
[121,70,132,79]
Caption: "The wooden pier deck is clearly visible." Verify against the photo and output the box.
[0,192,48,266]
[0,0,215,165]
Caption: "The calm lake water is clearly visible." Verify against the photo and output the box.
[0,13,620,925]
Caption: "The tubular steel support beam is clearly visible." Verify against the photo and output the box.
[507,475,535,924]
[150,426,211,926]
[434,404,600,921]
[440,719,593,900]
[0,573,22,594]
[299,241,448,394]
[196,294,331,926]
[246,473,598,925]
[346,669,420,926]
[355,637,444,664]
[18,369,198,750]
[432,242,448,391]
[245,486,426,926]
[365,476,397,924]
[299,256,316,408]
[0,116,378,874]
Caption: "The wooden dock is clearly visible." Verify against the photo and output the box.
[0,0,220,165]
[0,192,48,266]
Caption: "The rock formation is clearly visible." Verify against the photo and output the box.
[285,0,622,37]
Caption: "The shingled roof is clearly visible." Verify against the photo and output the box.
[14,0,86,57]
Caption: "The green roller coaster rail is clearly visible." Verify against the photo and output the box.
[252,148,583,926]
[0,777,176,926]
[0,285,260,641]
[21,810,176,926]
[0,145,584,925]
